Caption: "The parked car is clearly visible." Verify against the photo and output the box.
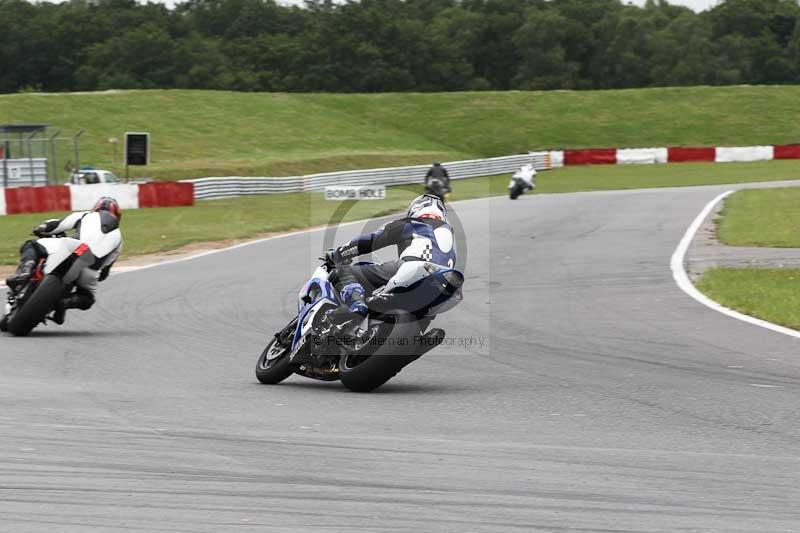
[68,169,122,185]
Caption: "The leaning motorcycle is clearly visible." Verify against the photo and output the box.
[508,176,531,200]
[1,234,94,336]
[509,166,536,200]
[425,178,450,201]
[255,256,464,392]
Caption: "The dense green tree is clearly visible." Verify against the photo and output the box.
[2,0,800,94]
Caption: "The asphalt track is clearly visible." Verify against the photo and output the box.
[1,183,799,532]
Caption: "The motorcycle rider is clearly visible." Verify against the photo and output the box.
[425,162,451,197]
[513,163,537,191]
[323,194,456,325]
[5,197,123,325]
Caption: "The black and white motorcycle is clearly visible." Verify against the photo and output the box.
[256,255,464,392]
[1,215,121,336]
[509,164,537,200]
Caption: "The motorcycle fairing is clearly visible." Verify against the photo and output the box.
[292,269,340,353]
[37,237,96,284]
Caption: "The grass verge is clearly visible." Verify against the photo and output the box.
[716,187,800,248]
[3,85,800,180]
[2,160,800,266]
[696,268,800,331]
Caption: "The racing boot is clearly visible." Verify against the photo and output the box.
[320,283,369,329]
[50,289,95,325]
[5,260,35,292]
[337,282,369,321]
[51,299,67,325]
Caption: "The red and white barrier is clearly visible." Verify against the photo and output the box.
[70,184,141,211]
[715,145,774,163]
[552,144,800,166]
[549,150,565,168]
[0,182,193,216]
[667,147,715,163]
[774,144,800,159]
[617,147,669,165]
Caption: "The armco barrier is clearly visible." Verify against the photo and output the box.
[188,153,551,200]
[5,185,71,215]
[138,182,195,208]
[189,176,304,200]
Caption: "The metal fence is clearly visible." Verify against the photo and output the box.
[1,127,84,186]
[187,152,551,200]
[1,158,49,187]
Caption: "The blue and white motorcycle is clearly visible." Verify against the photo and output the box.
[255,255,464,392]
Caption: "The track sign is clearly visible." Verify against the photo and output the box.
[325,185,386,200]
[125,132,150,166]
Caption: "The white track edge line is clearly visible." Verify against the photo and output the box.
[671,190,800,340]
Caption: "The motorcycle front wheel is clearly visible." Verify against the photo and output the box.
[255,335,294,384]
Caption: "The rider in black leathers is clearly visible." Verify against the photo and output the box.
[324,194,456,324]
[425,162,451,198]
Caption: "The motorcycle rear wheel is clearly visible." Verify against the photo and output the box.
[7,275,64,337]
[339,316,422,392]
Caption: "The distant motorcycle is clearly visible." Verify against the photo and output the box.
[509,164,537,200]
[425,177,450,201]
[2,234,92,336]
[255,255,464,392]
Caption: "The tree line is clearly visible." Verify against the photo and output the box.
[2,0,800,94]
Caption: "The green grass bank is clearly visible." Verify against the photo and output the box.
[2,86,800,181]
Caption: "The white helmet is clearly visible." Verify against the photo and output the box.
[407,194,447,222]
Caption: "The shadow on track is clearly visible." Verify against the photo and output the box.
[3,329,141,338]
[252,379,478,395]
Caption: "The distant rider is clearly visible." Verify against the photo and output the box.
[324,194,456,325]
[513,163,537,191]
[5,197,124,324]
[425,162,451,196]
